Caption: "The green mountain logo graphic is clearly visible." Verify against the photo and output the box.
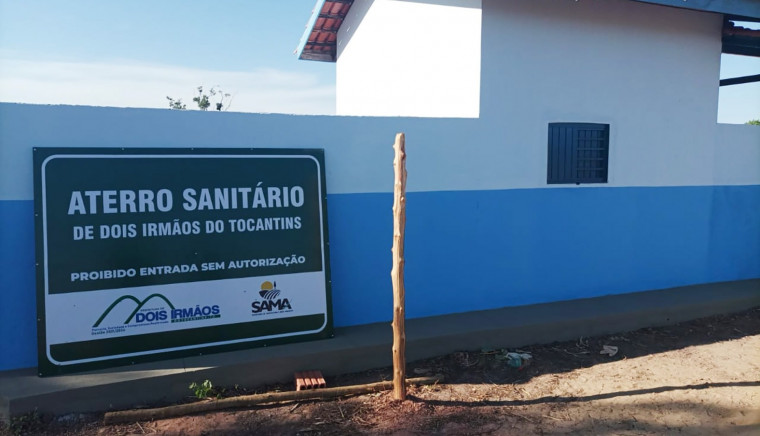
[93,294,175,327]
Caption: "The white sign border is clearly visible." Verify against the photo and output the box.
[40,152,330,366]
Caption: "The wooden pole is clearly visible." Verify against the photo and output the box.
[103,376,442,425]
[391,132,407,401]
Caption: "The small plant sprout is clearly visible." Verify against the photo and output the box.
[189,379,213,399]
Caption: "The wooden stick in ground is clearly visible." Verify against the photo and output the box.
[391,132,408,401]
[103,376,441,425]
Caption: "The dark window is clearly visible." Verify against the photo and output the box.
[547,123,609,184]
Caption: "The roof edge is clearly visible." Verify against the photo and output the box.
[296,0,329,61]
[629,0,760,20]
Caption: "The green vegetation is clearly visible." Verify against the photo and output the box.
[167,86,231,111]
[166,96,186,110]
[189,379,214,399]
[2,410,43,435]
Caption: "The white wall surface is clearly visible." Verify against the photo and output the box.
[479,0,725,188]
[327,0,753,190]
[714,123,760,185]
[336,0,481,117]
[1,103,758,202]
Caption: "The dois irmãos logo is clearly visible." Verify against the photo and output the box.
[93,293,220,331]
[251,281,293,315]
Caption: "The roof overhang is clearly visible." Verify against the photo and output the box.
[295,0,760,63]
[296,0,354,62]
[629,0,760,19]
[723,19,760,57]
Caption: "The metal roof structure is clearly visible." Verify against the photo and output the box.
[627,1,760,61]
[296,0,760,63]
[723,20,760,57]
[296,0,354,62]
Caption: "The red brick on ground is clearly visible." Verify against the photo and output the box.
[295,370,326,391]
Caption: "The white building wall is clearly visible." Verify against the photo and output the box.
[336,0,481,117]
[714,123,760,186]
[479,0,724,188]
[334,0,737,188]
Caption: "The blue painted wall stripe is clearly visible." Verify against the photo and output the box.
[0,201,37,369]
[2,185,759,370]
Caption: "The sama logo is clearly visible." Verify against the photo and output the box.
[93,293,220,328]
[259,281,281,300]
[252,281,293,314]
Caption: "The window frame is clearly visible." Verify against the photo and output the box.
[547,122,610,185]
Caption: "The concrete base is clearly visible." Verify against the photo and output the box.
[2,279,759,421]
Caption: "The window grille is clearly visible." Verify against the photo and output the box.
[547,123,609,184]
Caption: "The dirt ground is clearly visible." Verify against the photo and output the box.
[4,307,759,435]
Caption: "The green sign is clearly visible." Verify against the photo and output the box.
[34,148,332,376]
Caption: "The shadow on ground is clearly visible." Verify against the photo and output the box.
[330,306,760,388]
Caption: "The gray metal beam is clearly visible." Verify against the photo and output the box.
[720,74,760,86]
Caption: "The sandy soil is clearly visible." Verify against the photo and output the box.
[4,307,759,435]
